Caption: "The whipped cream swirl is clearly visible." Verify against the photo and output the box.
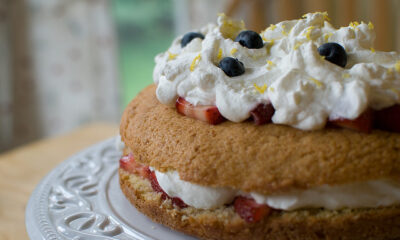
[153,12,400,130]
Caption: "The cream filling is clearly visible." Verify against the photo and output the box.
[155,170,400,210]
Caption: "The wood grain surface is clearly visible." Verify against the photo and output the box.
[0,123,118,240]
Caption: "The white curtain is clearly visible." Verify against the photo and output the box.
[0,0,120,152]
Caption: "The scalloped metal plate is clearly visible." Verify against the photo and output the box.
[25,137,197,240]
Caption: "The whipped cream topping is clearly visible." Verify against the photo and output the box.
[155,170,400,210]
[153,12,400,130]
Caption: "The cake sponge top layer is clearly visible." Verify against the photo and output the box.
[120,84,400,195]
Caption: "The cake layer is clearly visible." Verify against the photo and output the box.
[120,169,400,240]
[120,84,400,195]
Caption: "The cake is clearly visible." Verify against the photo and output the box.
[119,12,400,239]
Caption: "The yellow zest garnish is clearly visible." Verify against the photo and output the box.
[368,21,374,30]
[269,87,275,92]
[190,54,201,72]
[262,36,267,41]
[281,25,288,36]
[349,21,360,30]
[370,47,376,53]
[268,24,277,31]
[395,60,400,73]
[304,26,315,40]
[322,12,330,21]
[218,12,225,17]
[309,77,323,88]
[388,67,394,74]
[254,83,267,94]
[320,55,326,61]
[217,48,223,61]
[342,73,350,78]
[266,60,275,70]
[294,42,302,50]
[302,13,307,18]
[219,14,246,39]
[324,33,333,42]
[168,52,178,60]
[230,48,238,55]
[265,39,274,54]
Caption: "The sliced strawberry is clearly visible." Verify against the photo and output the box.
[234,196,271,223]
[375,105,400,133]
[250,103,275,125]
[119,154,150,179]
[176,97,225,125]
[148,171,187,208]
[329,109,374,133]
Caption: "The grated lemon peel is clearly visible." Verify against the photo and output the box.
[190,54,201,72]
[309,77,323,88]
[254,83,267,94]
[168,52,178,60]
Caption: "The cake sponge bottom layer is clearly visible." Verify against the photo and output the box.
[119,169,400,240]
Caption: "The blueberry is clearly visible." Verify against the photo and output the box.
[318,42,347,68]
[181,32,205,48]
[234,30,264,49]
[218,57,245,77]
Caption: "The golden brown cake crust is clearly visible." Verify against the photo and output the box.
[120,169,400,240]
[120,84,400,194]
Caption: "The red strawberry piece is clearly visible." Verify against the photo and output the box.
[148,171,187,208]
[176,97,225,125]
[234,196,271,223]
[119,154,150,179]
[375,105,400,133]
[329,109,374,133]
[250,103,275,125]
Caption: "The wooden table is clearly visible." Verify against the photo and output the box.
[0,123,119,240]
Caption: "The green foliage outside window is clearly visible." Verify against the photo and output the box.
[112,0,175,107]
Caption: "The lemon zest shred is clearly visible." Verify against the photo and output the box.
[309,77,323,88]
[322,12,331,21]
[269,87,275,92]
[320,55,326,61]
[254,83,267,94]
[268,24,277,31]
[190,54,201,72]
[349,21,360,30]
[368,21,374,30]
[265,39,274,54]
[168,52,178,60]
[266,60,275,70]
[217,48,223,61]
[230,48,238,55]
[342,73,350,78]
[370,47,376,53]
[294,42,302,50]
[324,33,333,42]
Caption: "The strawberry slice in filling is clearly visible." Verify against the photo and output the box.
[119,154,187,208]
[234,196,272,223]
[328,109,374,133]
[176,97,225,125]
[120,154,273,221]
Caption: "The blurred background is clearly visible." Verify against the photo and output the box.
[1,0,400,152]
